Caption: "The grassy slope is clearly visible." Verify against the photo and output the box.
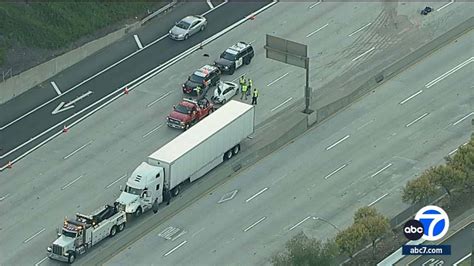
[0,1,164,65]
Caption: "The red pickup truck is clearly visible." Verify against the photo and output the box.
[166,98,214,130]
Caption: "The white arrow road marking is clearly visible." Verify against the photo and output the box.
[51,91,93,115]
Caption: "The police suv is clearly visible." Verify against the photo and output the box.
[214,42,254,75]
[182,65,221,96]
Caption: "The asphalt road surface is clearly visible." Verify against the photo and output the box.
[0,1,270,167]
[104,20,473,266]
[409,223,473,266]
[0,1,471,265]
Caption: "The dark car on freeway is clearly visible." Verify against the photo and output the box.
[182,65,221,96]
[214,41,254,75]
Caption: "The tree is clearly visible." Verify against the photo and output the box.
[335,223,368,258]
[353,207,390,257]
[402,171,438,205]
[271,232,338,266]
[446,137,474,192]
[431,165,466,196]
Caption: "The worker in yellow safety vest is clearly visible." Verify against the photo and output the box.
[240,83,248,100]
[251,88,259,105]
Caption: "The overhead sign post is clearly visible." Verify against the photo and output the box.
[264,35,313,114]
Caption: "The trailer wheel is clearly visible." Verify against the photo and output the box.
[118,223,125,232]
[224,150,233,160]
[67,253,76,264]
[232,144,240,155]
[172,185,181,197]
[110,225,118,237]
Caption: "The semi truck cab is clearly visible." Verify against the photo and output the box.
[116,162,164,217]
[47,204,126,263]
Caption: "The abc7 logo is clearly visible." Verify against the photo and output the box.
[403,205,450,241]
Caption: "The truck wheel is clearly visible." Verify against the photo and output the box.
[184,124,190,131]
[68,253,76,264]
[229,67,235,75]
[172,185,181,197]
[232,144,240,155]
[110,225,118,237]
[134,207,143,217]
[221,99,227,105]
[224,150,233,160]
[118,223,125,232]
[244,57,252,65]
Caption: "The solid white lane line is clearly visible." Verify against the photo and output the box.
[271,97,293,112]
[326,135,350,151]
[64,140,93,160]
[143,124,163,138]
[34,257,48,266]
[309,1,321,9]
[51,81,62,95]
[352,47,375,62]
[202,0,227,16]
[425,57,473,88]
[267,72,290,87]
[368,193,389,207]
[0,193,9,201]
[324,164,347,180]
[163,240,187,257]
[399,90,423,105]
[306,23,329,38]
[147,91,173,107]
[437,0,454,11]
[133,34,144,49]
[357,119,375,130]
[61,175,83,190]
[244,216,266,232]
[370,163,393,178]
[206,0,214,9]
[348,22,372,37]
[448,142,468,156]
[0,1,233,131]
[288,216,311,231]
[0,1,277,164]
[246,187,268,202]
[24,228,45,243]
[454,252,472,266]
[106,174,127,189]
[453,111,474,126]
[405,112,429,127]
[192,228,205,237]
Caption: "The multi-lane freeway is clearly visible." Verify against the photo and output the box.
[0,1,471,265]
[103,26,473,265]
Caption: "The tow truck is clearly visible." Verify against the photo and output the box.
[47,204,126,264]
[166,98,214,130]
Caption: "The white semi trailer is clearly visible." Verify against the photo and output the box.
[116,100,255,216]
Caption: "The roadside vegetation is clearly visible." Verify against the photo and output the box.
[270,134,473,265]
[0,1,165,69]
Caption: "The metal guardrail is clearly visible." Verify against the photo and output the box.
[141,0,178,25]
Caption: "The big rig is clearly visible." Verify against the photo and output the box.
[116,100,255,216]
[47,204,126,263]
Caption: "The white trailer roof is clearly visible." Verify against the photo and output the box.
[149,100,253,164]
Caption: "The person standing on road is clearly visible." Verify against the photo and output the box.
[195,85,202,99]
[241,83,248,100]
[246,78,252,98]
[164,185,172,205]
[239,75,246,90]
[251,88,259,105]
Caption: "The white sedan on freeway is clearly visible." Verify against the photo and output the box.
[211,81,239,104]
